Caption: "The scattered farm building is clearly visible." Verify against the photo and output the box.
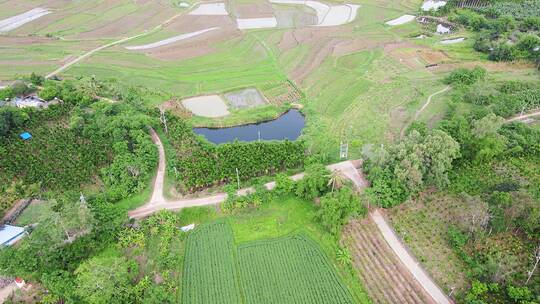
[1,95,61,109]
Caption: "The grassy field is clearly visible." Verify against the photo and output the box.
[175,195,371,304]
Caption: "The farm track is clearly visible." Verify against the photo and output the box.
[45,7,194,79]
[344,219,436,304]
[400,86,450,138]
[506,109,540,122]
[128,130,367,218]
[371,210,452,304]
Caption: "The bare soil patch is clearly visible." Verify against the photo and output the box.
[419,49,449,64]
[332,38,380,56]
[182,95,230,117]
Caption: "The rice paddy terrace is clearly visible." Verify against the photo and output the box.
[2,0,535,159]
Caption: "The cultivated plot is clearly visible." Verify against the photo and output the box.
[238,234,355,304]
[181,222,242,304]
[181,221,355,304]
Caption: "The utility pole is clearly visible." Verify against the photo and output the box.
[339,141,348,159]
[448,287,456,298]
[159,105,168,133]
[235,168,240,190]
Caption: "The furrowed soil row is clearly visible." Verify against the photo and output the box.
[349,226,416,304]
[344,219,436,304]
[352,223,428,304]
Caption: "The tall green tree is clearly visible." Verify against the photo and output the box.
[74,254,136,304]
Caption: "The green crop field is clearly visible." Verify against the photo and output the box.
[238,234,355,304]
[181,221,241,304]
[181,220,356,304]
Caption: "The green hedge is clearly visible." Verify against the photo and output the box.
[166,114,305,191]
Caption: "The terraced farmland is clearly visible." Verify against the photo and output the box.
[343,218,435,304]
[238,234,355,304]
[181,221,241,304]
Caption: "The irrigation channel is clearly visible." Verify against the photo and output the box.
[193,109,305,144]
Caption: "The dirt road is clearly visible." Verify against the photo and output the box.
[506,110,540,122]
[128,131,367,218]
[148,129,166,205]
[400,86,450,138]
[371,210,452,304]
[128,159,366,219]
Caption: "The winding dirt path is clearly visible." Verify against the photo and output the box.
[506,109,540,122]
[128,131,367,219]
[400,86,450,138]
[371,210,453,304]
[148,129,166,205]
[129,159,366,218]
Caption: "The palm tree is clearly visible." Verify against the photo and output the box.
[327,169,346,192]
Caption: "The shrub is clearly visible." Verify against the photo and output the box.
[316,186,363,235]
[295,163,329,200]
[0,87,13,101]
[274,173,295,196]
[444,67,487,85]
[39,81,61,101]
[489,43,517,61]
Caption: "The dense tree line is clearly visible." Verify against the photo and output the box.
[445,67,540,118]
[165,113,305,191]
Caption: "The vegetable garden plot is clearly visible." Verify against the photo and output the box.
[181,222,241,304]
[237,234,355,304]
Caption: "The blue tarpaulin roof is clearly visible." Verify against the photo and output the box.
[20,132,32,140]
